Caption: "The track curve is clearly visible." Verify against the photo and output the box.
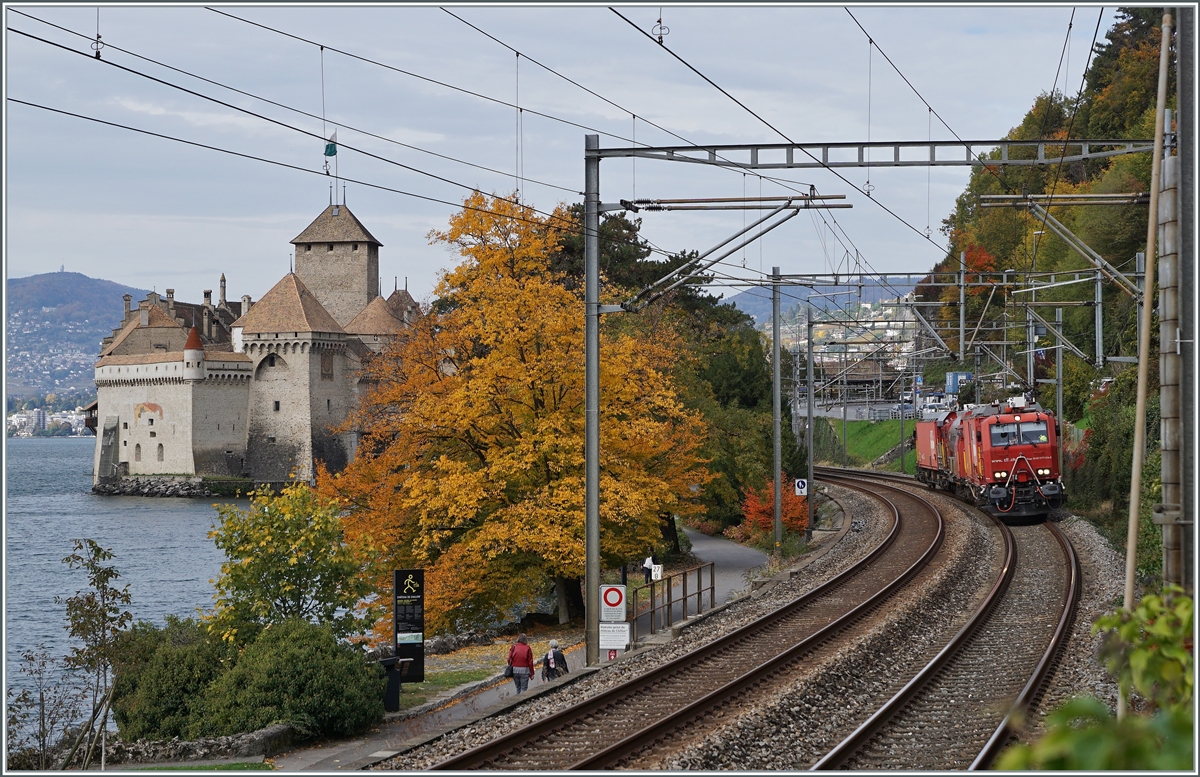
[428,476,945,770]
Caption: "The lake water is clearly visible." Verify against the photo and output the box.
[4,437,239,692]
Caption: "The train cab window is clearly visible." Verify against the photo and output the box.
[1020,421,1049,444]
[990,423,1019,446]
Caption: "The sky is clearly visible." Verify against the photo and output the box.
[4,3,1120,311]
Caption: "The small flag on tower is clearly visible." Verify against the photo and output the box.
[324,130,337,157]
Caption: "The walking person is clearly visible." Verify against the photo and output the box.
[642,553,654,584]
[540,639,570,682]
[507,633,535,694]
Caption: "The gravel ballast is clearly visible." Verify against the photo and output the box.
[375,484,1126,770]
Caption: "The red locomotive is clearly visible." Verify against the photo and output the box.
[915,396,1066,521]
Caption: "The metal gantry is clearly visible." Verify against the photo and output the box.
[582,129,1171,663]
[596,138,1154,169]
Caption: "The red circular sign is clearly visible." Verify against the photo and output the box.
[602,586,624,607]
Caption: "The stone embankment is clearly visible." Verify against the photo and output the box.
[46,723,298,769]
[92,476,213,498]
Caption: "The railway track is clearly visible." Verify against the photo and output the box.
[810,467,1081,770]
[428,475,946,770]
[421,468,1078,771]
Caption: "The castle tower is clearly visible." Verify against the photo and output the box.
[290,204,382,328]
[183,326,206,381]
[232,272,359,486]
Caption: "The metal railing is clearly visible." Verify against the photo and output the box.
[629,562,715,643]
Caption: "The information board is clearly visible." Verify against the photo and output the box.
[393,569,425,683]
[599,622,630,650]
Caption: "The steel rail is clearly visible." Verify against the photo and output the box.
[428,474,940,770]
[969,520,1081,769]
[810,504,1017,769]
[569,475,945,769]
[813,466,1081,770]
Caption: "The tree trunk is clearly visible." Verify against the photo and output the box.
[555,576,570,625]
[566,576,585,619]
[660,512,682,555]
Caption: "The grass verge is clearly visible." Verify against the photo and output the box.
[393,668,496,710]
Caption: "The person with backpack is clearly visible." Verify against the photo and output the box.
[506,633,535,694]
[540,639,570,681]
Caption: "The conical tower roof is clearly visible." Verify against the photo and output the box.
[184,326,204,350]
[345,295,407,336]
[232,273,344,335]
[290,204,382,246]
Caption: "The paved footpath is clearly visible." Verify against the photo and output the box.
[265,531,772,771]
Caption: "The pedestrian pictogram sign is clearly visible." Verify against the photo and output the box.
[600,584,626,621]
[794,478,808,496]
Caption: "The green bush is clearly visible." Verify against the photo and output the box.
[197,620,384,739]
[995,697,1192,770]
[997,587,1193,769]
[113,618,233,741]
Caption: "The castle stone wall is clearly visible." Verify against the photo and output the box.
[93,373,195,479]
[191,378,250,477]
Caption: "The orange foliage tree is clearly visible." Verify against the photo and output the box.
[320,193,711,638]
[726,477,808,544]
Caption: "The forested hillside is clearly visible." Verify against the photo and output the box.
[919,7,1173,577]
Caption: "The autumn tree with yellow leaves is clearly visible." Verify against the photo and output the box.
[322,193,711,638]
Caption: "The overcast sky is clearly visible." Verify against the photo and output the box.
[4,3,1118,310]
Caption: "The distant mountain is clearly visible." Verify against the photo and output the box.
[6,272,149,399]
[7,272,148,329]
[724,277,916,325]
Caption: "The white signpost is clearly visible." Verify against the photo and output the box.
[599,622,630,651]
[794,478,808,496]
[651,564,663,581]
[600,585,626,622]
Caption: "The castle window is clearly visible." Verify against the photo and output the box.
[268,435,276,443]
[328,244,334,252]
[122,422,128,429]
[305,244,311,252]
[353,243,358,251]
[149,432,156,438]
[273,400,280,411]
[156,444,164,462]
[321,352,334,381]
[327,399,331,412]
[148,418,153,426]
[134,444,142,462]
[268,354,276,367]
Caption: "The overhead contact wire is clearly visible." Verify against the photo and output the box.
[609,7,952,279]
[7,9,581,197]
[7,97,678,265]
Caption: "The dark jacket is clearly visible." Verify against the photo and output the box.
[540,648,569,680]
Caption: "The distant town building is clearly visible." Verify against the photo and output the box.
[92,205,419,489]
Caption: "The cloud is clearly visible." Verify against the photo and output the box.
[110,97,305,141]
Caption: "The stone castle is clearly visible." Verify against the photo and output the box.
[91,205,419,491]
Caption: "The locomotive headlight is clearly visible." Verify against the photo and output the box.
[1036,468,1051,476]
[994,471,1007,479]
